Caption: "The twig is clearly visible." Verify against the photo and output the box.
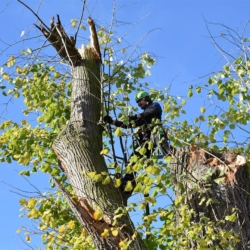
[75,0,87,44]
[55,26,74,66]
[17,0,50,32]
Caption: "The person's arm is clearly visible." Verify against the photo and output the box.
[114,116,143,128]
[103,115,145,128]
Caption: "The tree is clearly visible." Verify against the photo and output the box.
[0,1,250,250]
[167,20,250,249]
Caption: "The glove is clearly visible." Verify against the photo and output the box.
[129,114,138,121]
[103,115,113,124]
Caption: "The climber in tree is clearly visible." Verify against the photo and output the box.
[103,91,171,197]
[104,91,171,154]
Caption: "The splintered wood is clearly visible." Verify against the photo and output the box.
[35,15,101,66]
[188,144,247,182]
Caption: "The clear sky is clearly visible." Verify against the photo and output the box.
[1,0,250,249]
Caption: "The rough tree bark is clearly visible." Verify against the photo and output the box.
[170,147,250,249]
[35,16,147,249]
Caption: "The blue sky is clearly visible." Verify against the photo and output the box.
[1,0,250,249]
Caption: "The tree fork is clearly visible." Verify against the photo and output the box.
[170,148,250,249]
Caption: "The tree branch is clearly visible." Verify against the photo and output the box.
[17,0,50,32]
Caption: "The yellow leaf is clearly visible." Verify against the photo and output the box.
[21,120,28,125]
[7,89,13,95]
[7,56,15,67]
[94,174,103,182]
[88,172,96,179]
[16,67,22,74]
[93,210,103,221]
[111,228,119,237]
[148,141,154,150]
[39,224,48,230]
[225,213,237,222]
[25,236,31,242]
[114,127,123,137]
[28,198,37,208]
[132,232,137,240]
[19,198,27,207]
[54,72,61,78]
[143,185,150,194]
[100,148,110,155]
[175,196,184,206]
[146,166,160,175]
[200,107,206,114]
[67,220,75,229]
[3,73,9,80]
[139,147,147,155]
[49,220,56,228]
[49,66,55,71]
[16,229,21,233]
[114,178,121,188]
[58,225,65,233]
[118,240,127,248]
[124,181,133,192]
[102,176,111,185]
[133,183,142,193]
[101,229,110,237]
[23,152,30,160]
[198,197,206,206]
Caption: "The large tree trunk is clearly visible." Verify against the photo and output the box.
[171,148,250,249]
[36,16,146,249]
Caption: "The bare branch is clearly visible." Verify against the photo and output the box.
[75,0,87,44]
[17,0,50,32]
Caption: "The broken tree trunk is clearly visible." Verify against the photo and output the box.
[35,16,146,249]
[170,147,250,249]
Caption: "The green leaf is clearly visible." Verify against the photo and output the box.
[139,147,147,155]
[133,183,142,193]
[114,127,123,137]
[200,107,205,114]
[187,90,193,98]
[196,86,202,93]
[114,178,121,188]
[147,141,154,150]
[198,197,206,206]
[229,124,235,129]
[51,168,60,176]
[124,181,133,192]
[225,213,237,222]
[14,91,20,98]
[7,56,15,67]
[214,177,225,184]
[28,198,37,209]
[129,155,138,163]
[102,176,111,185]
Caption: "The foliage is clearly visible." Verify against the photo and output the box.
[0,11,250,250]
